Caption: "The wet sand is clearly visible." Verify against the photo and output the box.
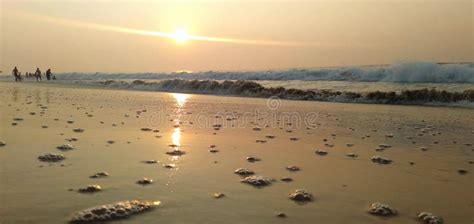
[0,82,472,224]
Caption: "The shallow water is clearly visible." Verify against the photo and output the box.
[0,82,472,224]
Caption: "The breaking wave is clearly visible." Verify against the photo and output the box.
[56,62,474,83]
[66,79,474,106]
[1,61,472,106]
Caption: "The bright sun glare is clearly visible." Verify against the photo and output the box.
[173,28,189,43]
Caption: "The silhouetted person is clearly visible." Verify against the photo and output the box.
[46,68,52,80]
[35,68,42,81]
[12,66,21,82]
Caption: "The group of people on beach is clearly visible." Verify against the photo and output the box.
[12,67,55,82]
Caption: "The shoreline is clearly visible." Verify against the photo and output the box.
[1,79,473,109]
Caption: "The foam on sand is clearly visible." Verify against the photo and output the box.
[70,200,160,223]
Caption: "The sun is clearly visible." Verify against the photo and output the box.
[173,28,189,43]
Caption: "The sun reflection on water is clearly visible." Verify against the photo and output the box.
[168,93,190,162]
[171,127,181,148]
[171,93,189,109]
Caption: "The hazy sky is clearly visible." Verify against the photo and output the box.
[1,0,472,73]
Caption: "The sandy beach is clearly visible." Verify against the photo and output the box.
[0,82,472,223]
[3,1,473,223]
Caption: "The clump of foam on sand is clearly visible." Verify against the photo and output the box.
[136,178,153,185]
[315,150,328,156]
[142,160,158,164]
[89,172,109,178]
[417,212,444,224]
[371,156,392,164]
[57,144,75,151]
[38,153,65,162]
[289,189,313,202]
[163,164,176,169]
[165,149,186,156]
[368,202,397,216]
[70,200,160,223]
[286,166,301,172]
[73,128,85,133]
[213,193,225,199]
[77,185,102,193]
[234,168,255,176]
[246,156,261,162]
[241,175,274,187]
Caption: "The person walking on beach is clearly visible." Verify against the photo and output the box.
[12,66,21,82]
[45,68,52,80]
[35,68,42,81]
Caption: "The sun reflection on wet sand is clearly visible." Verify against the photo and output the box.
[168,93,190,162]
[169,127,182,162]
[171,93,189,110]
[171,127,181,147]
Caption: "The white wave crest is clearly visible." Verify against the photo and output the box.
[55,62,474,83]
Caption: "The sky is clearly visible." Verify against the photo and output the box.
[0,0,472,73]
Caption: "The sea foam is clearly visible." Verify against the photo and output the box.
[55,62,474,83]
